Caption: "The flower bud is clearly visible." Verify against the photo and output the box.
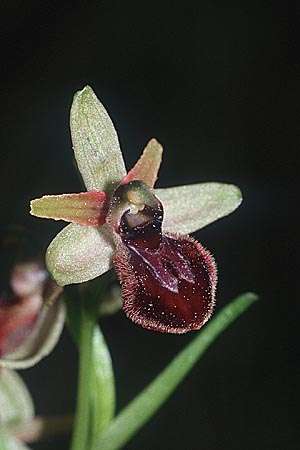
[0,229,65,368]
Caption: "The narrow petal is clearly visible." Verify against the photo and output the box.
[0,295,65,370]
[70,86,126,192]
[156,182,242,234]
[46,223,114,286]
[30,191,108,226]
[122,139,163,188]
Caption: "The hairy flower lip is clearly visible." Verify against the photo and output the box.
[29,85,242,335]
[114,232,217,334]
[110,182,218,334]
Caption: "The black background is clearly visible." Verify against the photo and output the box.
[0,2,298,450]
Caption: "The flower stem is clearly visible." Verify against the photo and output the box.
[92,292,258,450]
[90,326,116,446]
[70,301,95,450]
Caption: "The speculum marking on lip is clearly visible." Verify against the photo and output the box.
[111,180,217,334]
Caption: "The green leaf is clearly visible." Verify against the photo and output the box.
[70,302,94,450]
[67,278,116,450]
[70,86,126,193]
[90,327,115,439]
[0,369,34,428]
[156,182,242,234]
[92,292,258,450]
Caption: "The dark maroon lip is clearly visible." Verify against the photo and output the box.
[111,182,217,334]
[114,232,217,334]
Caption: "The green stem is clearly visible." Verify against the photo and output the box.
[70,302,95,450]
[92,292,258,450]
[67,277,116,449]
[0,431,8,450]
[90,326,116,446]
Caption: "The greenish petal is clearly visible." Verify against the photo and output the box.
[156,182,242,234]
[122,139,163,188]
[0,298,65,370]
[30,191,108,226]
[70,86,126,193]
[46,224,114,286]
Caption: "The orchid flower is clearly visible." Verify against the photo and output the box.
[30,86,242,334]
[0,259,65,369]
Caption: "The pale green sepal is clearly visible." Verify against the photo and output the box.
[46,223,114,286]
[156,182,242,234]
[0,369,34,428]
[0,432,31,450]
[0,300,65,370]
[70,86,126,193]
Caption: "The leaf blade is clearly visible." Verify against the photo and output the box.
[90,327,116,438]
[92,292,258,450]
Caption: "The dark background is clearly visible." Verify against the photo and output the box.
[0,1,298,449]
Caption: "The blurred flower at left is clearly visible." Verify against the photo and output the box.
[0,368,34,449]
[0,227,65,369]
